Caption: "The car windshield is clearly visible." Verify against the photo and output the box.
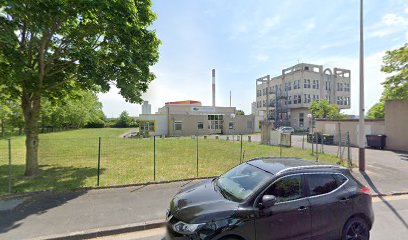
[216,163,272,202]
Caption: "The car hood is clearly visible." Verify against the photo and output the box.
[169,179,239,224]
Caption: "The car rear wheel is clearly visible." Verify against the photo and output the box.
[342,217,370,240]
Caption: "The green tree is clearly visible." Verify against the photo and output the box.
[366,102,384,119]
[381,43,408,100]
[0,0,160,176]
[236,110,245,115]
[40,90,105,130]
[309,100,345,120]
[115,111,133,128]
[367,44,408,119]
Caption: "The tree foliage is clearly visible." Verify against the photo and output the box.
[40,90,105,130]
[367,44,408,119]
[114,111,137,128]
[309,100,345,120]
[381,43,408,100]
[0,0,160,175]
[366,102,384,120]
[236,110,245,115]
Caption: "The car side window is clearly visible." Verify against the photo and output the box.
[307,174,338,196]
[263,175,303,203]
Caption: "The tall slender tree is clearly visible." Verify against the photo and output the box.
[0,0,160,176]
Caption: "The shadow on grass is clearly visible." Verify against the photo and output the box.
[0,164,101,234]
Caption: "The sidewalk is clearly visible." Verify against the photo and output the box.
[291,135,408,195]
[0,181,190,240]
[1,140,408,240]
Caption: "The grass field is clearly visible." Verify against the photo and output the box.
[0,128,344,195]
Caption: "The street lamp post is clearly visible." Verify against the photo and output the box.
[358,0,366,171]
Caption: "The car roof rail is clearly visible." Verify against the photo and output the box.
[276,165,346,175]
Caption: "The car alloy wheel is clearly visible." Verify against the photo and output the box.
[344,218,369,240]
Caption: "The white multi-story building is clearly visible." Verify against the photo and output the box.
[255,63,351,130]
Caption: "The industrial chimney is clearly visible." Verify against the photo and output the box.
[212,69,215,107]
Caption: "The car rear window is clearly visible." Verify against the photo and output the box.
[307,174,338,196]
[333,174,347,185]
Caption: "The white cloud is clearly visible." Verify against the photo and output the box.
[405,7,408,14]
[253,53,270,62]
[367,13,408,40]
[258,16,280,37]
[303,19,316,31]
[382,13,406,26]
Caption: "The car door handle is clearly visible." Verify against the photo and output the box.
[298,206,308,211]
[339,197,350,203]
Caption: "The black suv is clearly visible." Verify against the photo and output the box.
[165,157,374,240]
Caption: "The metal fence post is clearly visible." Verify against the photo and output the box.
[302,133,304,150]
[347,131,352,170]
[97,137,101,187]
[315,133,319,162]
[240,134,243,163]
[196,135,199,177]
[321,133,324,154]
[311,133,314,156]
[279,133,282,157]
[8,139,12,193]
[154,135,156,181]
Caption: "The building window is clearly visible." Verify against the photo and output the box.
[312,80,320,89]
[247,120,253,129]
[337,83,343,91]
[288,96,292,104]
[174,121,182,131]
[304,94,311,103]
[229,122,235,130]
[313,95,320,101]
[344,83,350,92]
[197,122,204,130]
[326,81,331,91]
[299,113,304,127]
[298,94,302,103]
[140,120,155,132]
[304,79,311,88]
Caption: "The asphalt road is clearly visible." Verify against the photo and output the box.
[93,195,408,240]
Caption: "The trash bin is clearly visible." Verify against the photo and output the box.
[366,135,386,149]
[322,134,334,145]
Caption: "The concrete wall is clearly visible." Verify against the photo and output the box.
[385,100,408,151]
[315,119,385,146]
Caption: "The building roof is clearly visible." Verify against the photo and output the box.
[165,100,202,105]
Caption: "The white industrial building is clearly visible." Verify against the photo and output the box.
[255,63,351,130]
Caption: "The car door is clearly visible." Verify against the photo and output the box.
[306,173,353,240]
[255,174,311,240]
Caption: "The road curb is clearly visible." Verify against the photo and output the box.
[371,191,408,198]
[33,219,166,240]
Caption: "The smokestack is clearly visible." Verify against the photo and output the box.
[212,69,216,107]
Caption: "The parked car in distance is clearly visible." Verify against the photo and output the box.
[277,126,295,134]
[165,157,374,240]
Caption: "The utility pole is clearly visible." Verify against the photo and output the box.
[358,0,366,172]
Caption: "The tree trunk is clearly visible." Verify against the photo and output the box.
[22,93,41,176]
[0,119,4,137]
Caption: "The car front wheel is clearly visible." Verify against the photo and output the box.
[341,217,370,240]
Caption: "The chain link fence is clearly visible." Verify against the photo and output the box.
[1,134,346,195]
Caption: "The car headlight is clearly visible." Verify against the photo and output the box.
[173,221,206,235]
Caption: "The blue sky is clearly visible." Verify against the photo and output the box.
[99,0,408,117]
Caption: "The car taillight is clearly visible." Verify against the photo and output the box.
[360,187,371,195]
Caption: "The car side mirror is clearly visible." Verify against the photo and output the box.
[259,195,277,208]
